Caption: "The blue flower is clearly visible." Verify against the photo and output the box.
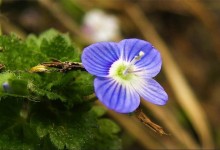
[2,82,10,93]
[82,39,168,113]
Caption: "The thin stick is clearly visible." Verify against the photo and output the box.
[135,107,168,136]
[95,102,165,149]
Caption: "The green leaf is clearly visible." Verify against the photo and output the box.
[39,29,71,45]
[27,28,81,62]
[32,105,99,150]
[91,105,107,117]
[0,30,122,150]
[8,79,29,96]
[0,34,46,70]
[0,99,40,149]
[0,135,34,150]
[0,72,13,95]
[98,119,121,135]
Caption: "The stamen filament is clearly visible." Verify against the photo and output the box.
[128,69,143,73]
[123,51,145,74]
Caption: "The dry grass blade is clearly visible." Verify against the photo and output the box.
[38,0,92,44]
[0,17,26,39]
[125,3,214,148]
[180,0,220,59]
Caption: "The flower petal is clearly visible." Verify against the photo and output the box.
[118,39,149,61]
[94,77,140,113]
[135,48,162,77]
[82,42,121,77]
[131,78,168,105]
[118,39,162,77]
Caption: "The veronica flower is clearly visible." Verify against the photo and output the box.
[82,39,168,113]
[2,82,10,93]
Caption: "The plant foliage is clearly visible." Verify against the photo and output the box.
[0,29,121,150]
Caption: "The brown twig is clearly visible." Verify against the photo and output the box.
[96,102,165,149]
[30,60,85,73]
[142,100,200,148]
[135,107,168,136]
[41,60,86,72]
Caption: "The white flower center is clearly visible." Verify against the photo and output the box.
[109,51,145,83]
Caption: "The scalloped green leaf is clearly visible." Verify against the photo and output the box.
[0,30,121,150]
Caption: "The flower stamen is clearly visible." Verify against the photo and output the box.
[123,51,145,74]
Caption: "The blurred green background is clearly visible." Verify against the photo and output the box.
[1,0,220,149]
